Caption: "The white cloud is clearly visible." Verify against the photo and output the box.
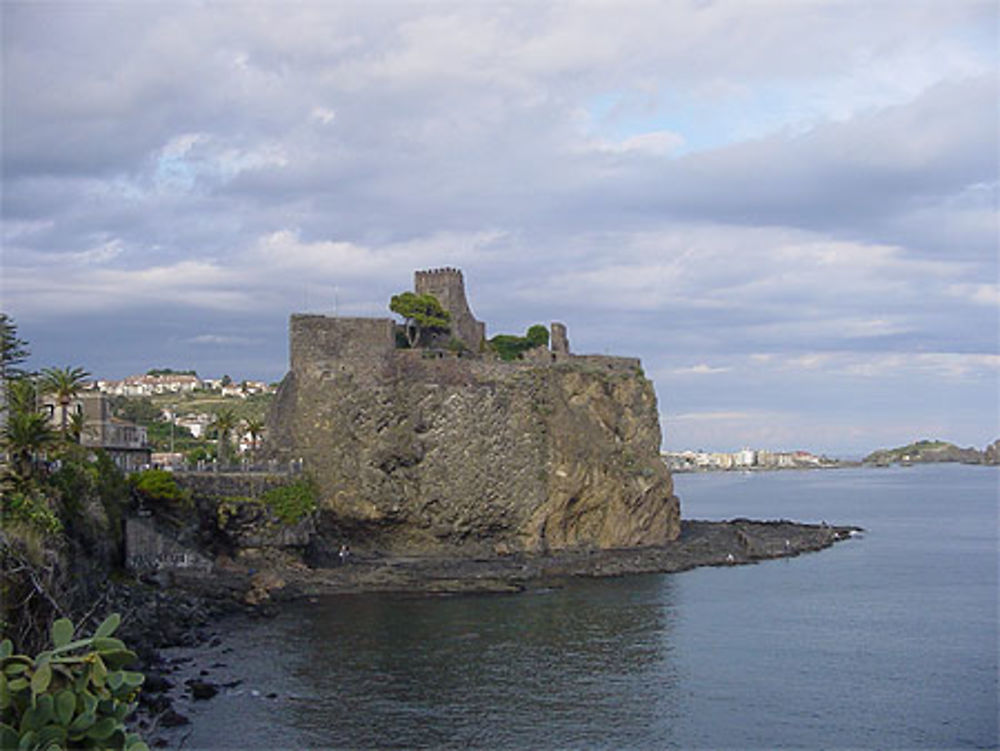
[670,410,759,422]
[311,107,336,125]
[667,363,732,376]
[187,334,260,346]
[947,283,1000,307]
[3,1,996,452]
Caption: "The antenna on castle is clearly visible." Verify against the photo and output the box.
[334,286,339,316]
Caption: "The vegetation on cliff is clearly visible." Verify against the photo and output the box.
[487,325,550,361]
[1,316,134,655]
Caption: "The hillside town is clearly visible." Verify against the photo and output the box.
[93,372,272,399]
[26,370,279,473]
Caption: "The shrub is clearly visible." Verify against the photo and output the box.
[525,325,549,348]
[261,479,317,525]
[0,488,62,536]
[129,470,190,510]
[0,613,147,751]
[488,324,549,361]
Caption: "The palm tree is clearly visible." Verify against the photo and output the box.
[68,410,87,444]
[210,407,239,467]
[2,380,54,479]
[39,366,90,436]
[243,416,265,463]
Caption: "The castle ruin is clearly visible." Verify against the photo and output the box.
[287,267,642,378]
[269,267,677,555]
[414,267,485,351]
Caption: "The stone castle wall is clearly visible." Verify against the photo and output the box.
[290,315,395,375]
[289,313,638,383]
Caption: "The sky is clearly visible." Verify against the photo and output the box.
[2,1,997,456]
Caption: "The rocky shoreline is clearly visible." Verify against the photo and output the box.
[276,518,861,595]
[119,519,862,747]
[121,517,859,744]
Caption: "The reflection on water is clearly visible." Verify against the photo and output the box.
[283,576,680,749]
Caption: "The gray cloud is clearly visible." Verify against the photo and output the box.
[3,0,996,452]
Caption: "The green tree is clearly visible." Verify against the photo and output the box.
[1,313,30,384]
[210,407,239,466]
[488,324,550,361]
[3,401,55,479]
[526,324,549,348]
[39,366,90,436]
[1,314,31,434]
[389,292,450,348]
[68,410,87,444]
[243,416,265,461]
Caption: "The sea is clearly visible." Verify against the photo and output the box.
[163,464,999,749]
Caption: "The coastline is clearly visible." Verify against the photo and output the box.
[276,518,861,596]
[158,517,861,601]
[125,517,859,744]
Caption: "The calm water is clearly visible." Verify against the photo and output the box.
[166,465,998,749]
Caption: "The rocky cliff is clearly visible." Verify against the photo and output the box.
[267,345,680,556]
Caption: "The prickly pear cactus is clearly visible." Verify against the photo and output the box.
[0,613,148,750]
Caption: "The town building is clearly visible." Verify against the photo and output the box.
[41,391,151,472]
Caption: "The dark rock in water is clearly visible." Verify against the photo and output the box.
[143,672,172,694]
[159,709,190,727]
[209,636,222,647]
[186,679,219,700]
[222,679,243,689]
[266,692,278,699]
[140,693,171,714]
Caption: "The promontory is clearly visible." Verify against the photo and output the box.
[266,267,681,559]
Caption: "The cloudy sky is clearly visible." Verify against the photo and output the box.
[3,1,997,455]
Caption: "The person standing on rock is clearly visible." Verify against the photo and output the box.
[339,544,350,566]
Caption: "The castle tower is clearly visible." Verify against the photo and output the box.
[414,268,485,350]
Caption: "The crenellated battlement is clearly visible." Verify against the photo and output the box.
[415,267,464,279]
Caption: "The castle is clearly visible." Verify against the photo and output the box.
[289,268,635,376]
[270,267,678,554]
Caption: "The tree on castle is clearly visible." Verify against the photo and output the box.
[389,292,450,348]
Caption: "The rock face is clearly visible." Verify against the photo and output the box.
[268,307,680,555]
[983,439,1000,466]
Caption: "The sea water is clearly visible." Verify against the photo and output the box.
[165,465,998,749]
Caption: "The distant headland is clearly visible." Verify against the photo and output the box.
[862,438,1000,467]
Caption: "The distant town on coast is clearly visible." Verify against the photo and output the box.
[664,438,1000,473]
